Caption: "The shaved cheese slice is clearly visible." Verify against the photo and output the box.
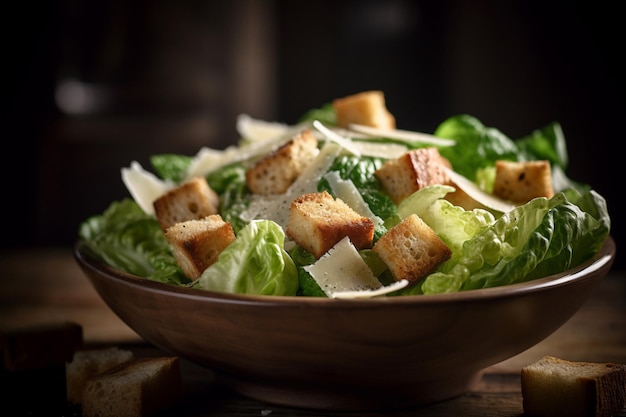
[313,120,362,156]
[303,237,381,297]
[186,146,237,179]
[445,168,515,213]
[348,140,408,159]
[332,280,409,299]
[311,124,408,158]
[348,123,456,147]
[236,114,291,142]
[121,161,173,215]
[323,171,383,226]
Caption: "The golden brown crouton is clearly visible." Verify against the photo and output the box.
[375,147,451,205]
[246,129,319,195]
[332,90,396,130]
[164,214,236,280]
[286,191,375,258]
[373,214,451,283]
[493,160,554,204]
[153,176,220,232]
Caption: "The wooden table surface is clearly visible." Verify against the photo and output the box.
[1,247,625,416]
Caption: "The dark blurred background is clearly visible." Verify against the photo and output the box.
[3,1,623,267]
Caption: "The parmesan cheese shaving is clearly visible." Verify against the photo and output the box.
[348,140,408,159]
[323,171,384,226]
[445,168,516,213]
[236,114,291,142]
[332,280,409,299]
[348,123,456,147]
[121,161,173,215]
[303,237,381,297]
[313,120,362,156]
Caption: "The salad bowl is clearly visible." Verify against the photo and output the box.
[74,235,615,411]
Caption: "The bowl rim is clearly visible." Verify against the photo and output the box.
[74,236,615,307]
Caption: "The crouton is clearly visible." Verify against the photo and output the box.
[493,160,554,204]
[332,90,396,130]
[286,191,375,258]
[165,214,236,280]
[66,347,134,404]
[375,147,451,205]
[81,356,182,417]
[521,356,626,417]
[246,129,319,195]
[153,176,220,232]
[373,214,451,283]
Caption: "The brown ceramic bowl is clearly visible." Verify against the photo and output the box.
[74,236,615,411]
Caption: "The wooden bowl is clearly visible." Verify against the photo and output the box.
[74,236,615,411]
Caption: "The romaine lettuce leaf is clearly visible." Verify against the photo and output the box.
[206,162,250,233]
[399,189,610,295]
[193,220,299,296]
[435,115,519,179]
[396,185,496,257]
[78,199,188,285]
[150,154,192,183]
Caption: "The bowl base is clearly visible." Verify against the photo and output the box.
[218,371,484,411]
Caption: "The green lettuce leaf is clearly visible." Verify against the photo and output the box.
[402,189,610,295]
[194,220,299,296]
[206,162,251,233]
[435,115,519,179]
[78,199,188,285]
[396,185,496,257]
[150,153,192,182]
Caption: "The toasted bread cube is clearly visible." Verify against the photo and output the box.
[81,357,182,417]
[66,347,134,404]
[521,356,626,417]
[246,129,319,195]
[375,147,451,205]
[493,160,554,204]
[332,90,396,129]
[373,214,451,283]
[286,191,375,258]
[153,176,219,232]
[165,214,236,280]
